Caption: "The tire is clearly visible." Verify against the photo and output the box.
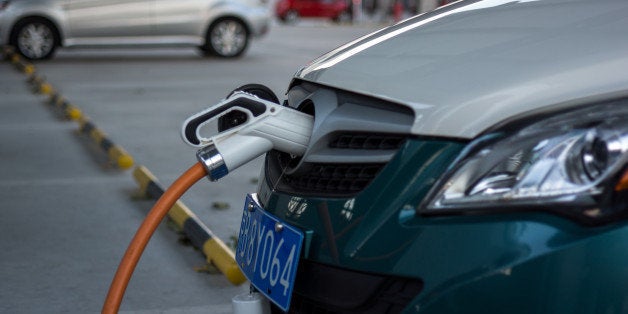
[10,18,59,60]
[283,10,299,24]
[333,10,352,24]
[201,18,249,58]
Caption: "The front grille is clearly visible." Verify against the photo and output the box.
[266,131,408,197]
[265,81,415,197]
[283,163,385,194]
[329,133,407,150]
[270,260,423,314]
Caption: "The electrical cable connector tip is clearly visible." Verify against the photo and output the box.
[196,144,229,181]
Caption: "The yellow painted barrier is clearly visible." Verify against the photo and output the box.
[2,45,133,171]
[133,165,246,285]
[78,118,135,170]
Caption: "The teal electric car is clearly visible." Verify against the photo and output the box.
[236,0,628,312]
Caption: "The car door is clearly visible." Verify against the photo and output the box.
[65,0,151,43]
[296,0,325,18]
[151,0,208,42]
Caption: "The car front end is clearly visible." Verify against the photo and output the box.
[241,0,628,313]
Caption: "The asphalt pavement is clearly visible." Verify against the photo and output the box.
[0,52,251,314]
[0,21,383,313]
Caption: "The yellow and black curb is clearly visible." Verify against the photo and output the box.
[3,45,243,285]
[27,73,55,95]
[2,45,134,170]
[3,46,35,76]
[48,92,83,121]
[133,165,247,285]
[77,116,135,170]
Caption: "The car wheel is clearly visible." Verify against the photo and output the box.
[10,18,59,60]
[202,18,249,58]
[332,10,352,23]
[284,10,299,24]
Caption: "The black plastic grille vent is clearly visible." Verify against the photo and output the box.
[329,133,406,150]
[266,130,409,197]
[283,163,385,195]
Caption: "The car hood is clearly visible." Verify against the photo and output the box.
[294,0,628,139]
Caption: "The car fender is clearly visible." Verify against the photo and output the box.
[202,0,258,35]
[2,0,67,46]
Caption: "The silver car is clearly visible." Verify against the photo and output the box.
[0,0,270,60]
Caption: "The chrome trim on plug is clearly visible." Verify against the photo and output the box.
[196,144,229,181]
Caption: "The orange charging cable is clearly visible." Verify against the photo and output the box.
[102,162,207,314]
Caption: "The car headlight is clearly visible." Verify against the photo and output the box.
[420,99,628,225]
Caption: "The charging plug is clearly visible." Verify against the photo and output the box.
[182,91,313,181]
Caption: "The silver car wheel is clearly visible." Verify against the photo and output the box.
[209,19,248,58]
[17,22,55,60]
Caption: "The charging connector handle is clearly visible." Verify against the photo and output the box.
[183,92,314,181]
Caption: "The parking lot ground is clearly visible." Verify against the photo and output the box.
[0,59,253,313]
[0,22,383,313]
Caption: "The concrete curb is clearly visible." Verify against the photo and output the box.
[133,165,247,286]
[48,92,84,121]
[77,116,135,170]
[27,73,55,95]
[2,45,134,170]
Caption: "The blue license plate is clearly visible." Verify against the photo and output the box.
[236,194,303,312]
